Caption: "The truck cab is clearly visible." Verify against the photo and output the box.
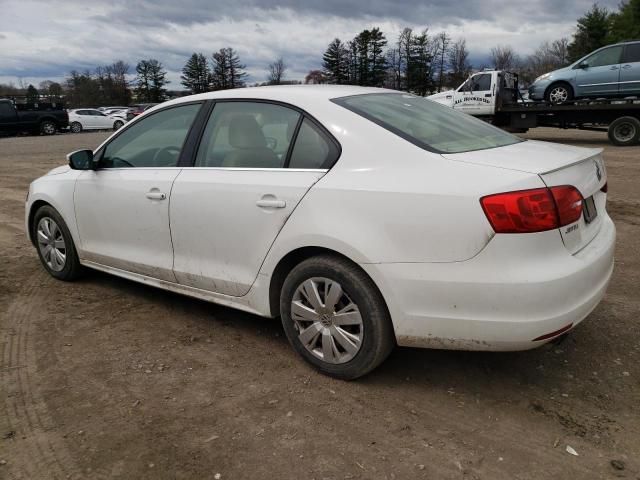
[0,98,69,136]
[428,70,520,117]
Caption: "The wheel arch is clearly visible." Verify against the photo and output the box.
[27,199,53,246]
[544,80,574,100]
[267,246,392,322]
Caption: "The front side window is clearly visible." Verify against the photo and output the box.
[472,74,491,91]
[333,93,521,154]
[101,103,201,168]
[585,46,623,67]
[195,102,300,168]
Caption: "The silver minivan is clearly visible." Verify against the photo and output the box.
[528,41,640,103]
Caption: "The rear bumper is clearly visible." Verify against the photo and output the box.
[361,214,616,351]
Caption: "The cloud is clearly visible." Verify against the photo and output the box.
[0,0,622,87]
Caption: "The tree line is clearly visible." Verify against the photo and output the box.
[1,0,637,105]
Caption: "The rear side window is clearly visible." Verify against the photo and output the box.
[332,93,521,154]
[195,102,300,168]
[101,103,201,168]
[288,119,338,169]
[0,102,15,117]
[623,43,640,63]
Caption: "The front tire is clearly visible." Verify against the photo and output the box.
[33,206,83,281]
[280,255,395,380]
[113,120,124,130]
[70,122,82,134]
[608,116,640,146]
[40,120,57,135]
[545,82,573,104]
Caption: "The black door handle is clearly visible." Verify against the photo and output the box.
[485,93,492,97]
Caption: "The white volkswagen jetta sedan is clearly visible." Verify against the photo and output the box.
[26,86,615,379]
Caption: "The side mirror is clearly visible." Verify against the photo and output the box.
[578,61,589,69]
[67,149,94,170]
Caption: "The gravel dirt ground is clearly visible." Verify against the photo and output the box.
[0,128,638,480]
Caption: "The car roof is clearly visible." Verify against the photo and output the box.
[160,85,397,112]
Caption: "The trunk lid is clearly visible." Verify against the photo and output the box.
[443,140,608,253]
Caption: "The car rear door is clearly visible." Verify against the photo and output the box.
[575,45,623,96]
[170,101,339,296]
[620,43,640,94]
[74,102,202,281]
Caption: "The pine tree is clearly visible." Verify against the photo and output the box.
[568,4,611,61]
[322,38,349,84]
[181,53,210,94]
[135,59,168,102]
[608,0,640,43]
[408,31,434,96]
[211,48,247,90]
[368,28,388,87]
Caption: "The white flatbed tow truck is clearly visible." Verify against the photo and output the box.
[428,70,640,146]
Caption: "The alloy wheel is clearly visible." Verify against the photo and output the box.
[291,277,363,364]
[549,87,568,104]
[42,122,56,135]
[37,217,66,272]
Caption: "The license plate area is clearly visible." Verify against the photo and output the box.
[583,196,597,224]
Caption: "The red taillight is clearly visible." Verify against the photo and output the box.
[550,185,583,226]
[480,185,583,234]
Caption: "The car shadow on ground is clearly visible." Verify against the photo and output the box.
[78,267,574,398]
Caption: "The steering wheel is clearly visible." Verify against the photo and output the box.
[152,146,181,166]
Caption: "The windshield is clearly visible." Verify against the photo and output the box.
[332,93,522,154]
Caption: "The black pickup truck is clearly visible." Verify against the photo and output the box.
[0,99,69,135]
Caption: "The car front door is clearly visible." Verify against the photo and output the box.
[454,73,493,116]
[74,102,202,281]
[89,110,112,129]
[170,101,338,296]
[620,43,640,94]
[575,45,623,96]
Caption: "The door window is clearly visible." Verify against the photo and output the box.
[195,102,300,168]
[585,46,623,67]
[101,103,201,168]
[288,118,338,169]
[0,102,14,118]
[623,43,640,63]
[472,74,491,91]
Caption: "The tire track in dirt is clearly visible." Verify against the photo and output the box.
[2,271,78,479]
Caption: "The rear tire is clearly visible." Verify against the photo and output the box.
[32,205,83,281]
[40,120,57,135]
[545,82,573,104]
[280,255,395,380]
[608,116,640,146]
[70,122,82,134]
[113,120,124,130]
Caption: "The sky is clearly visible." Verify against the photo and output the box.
[0,0,623,89]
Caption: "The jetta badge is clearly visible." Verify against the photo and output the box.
[595,160,602,181]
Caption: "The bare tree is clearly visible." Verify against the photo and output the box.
[304,70,326,84]
[448,38,471,87]
[433,31,451,92]
[521,37,570,84]
[267,57,287,85]
[490,45,518,70]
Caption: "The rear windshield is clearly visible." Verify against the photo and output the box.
[332,93,522,154]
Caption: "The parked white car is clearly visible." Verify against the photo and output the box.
[68,109,125,133]
[26,86,615,379]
